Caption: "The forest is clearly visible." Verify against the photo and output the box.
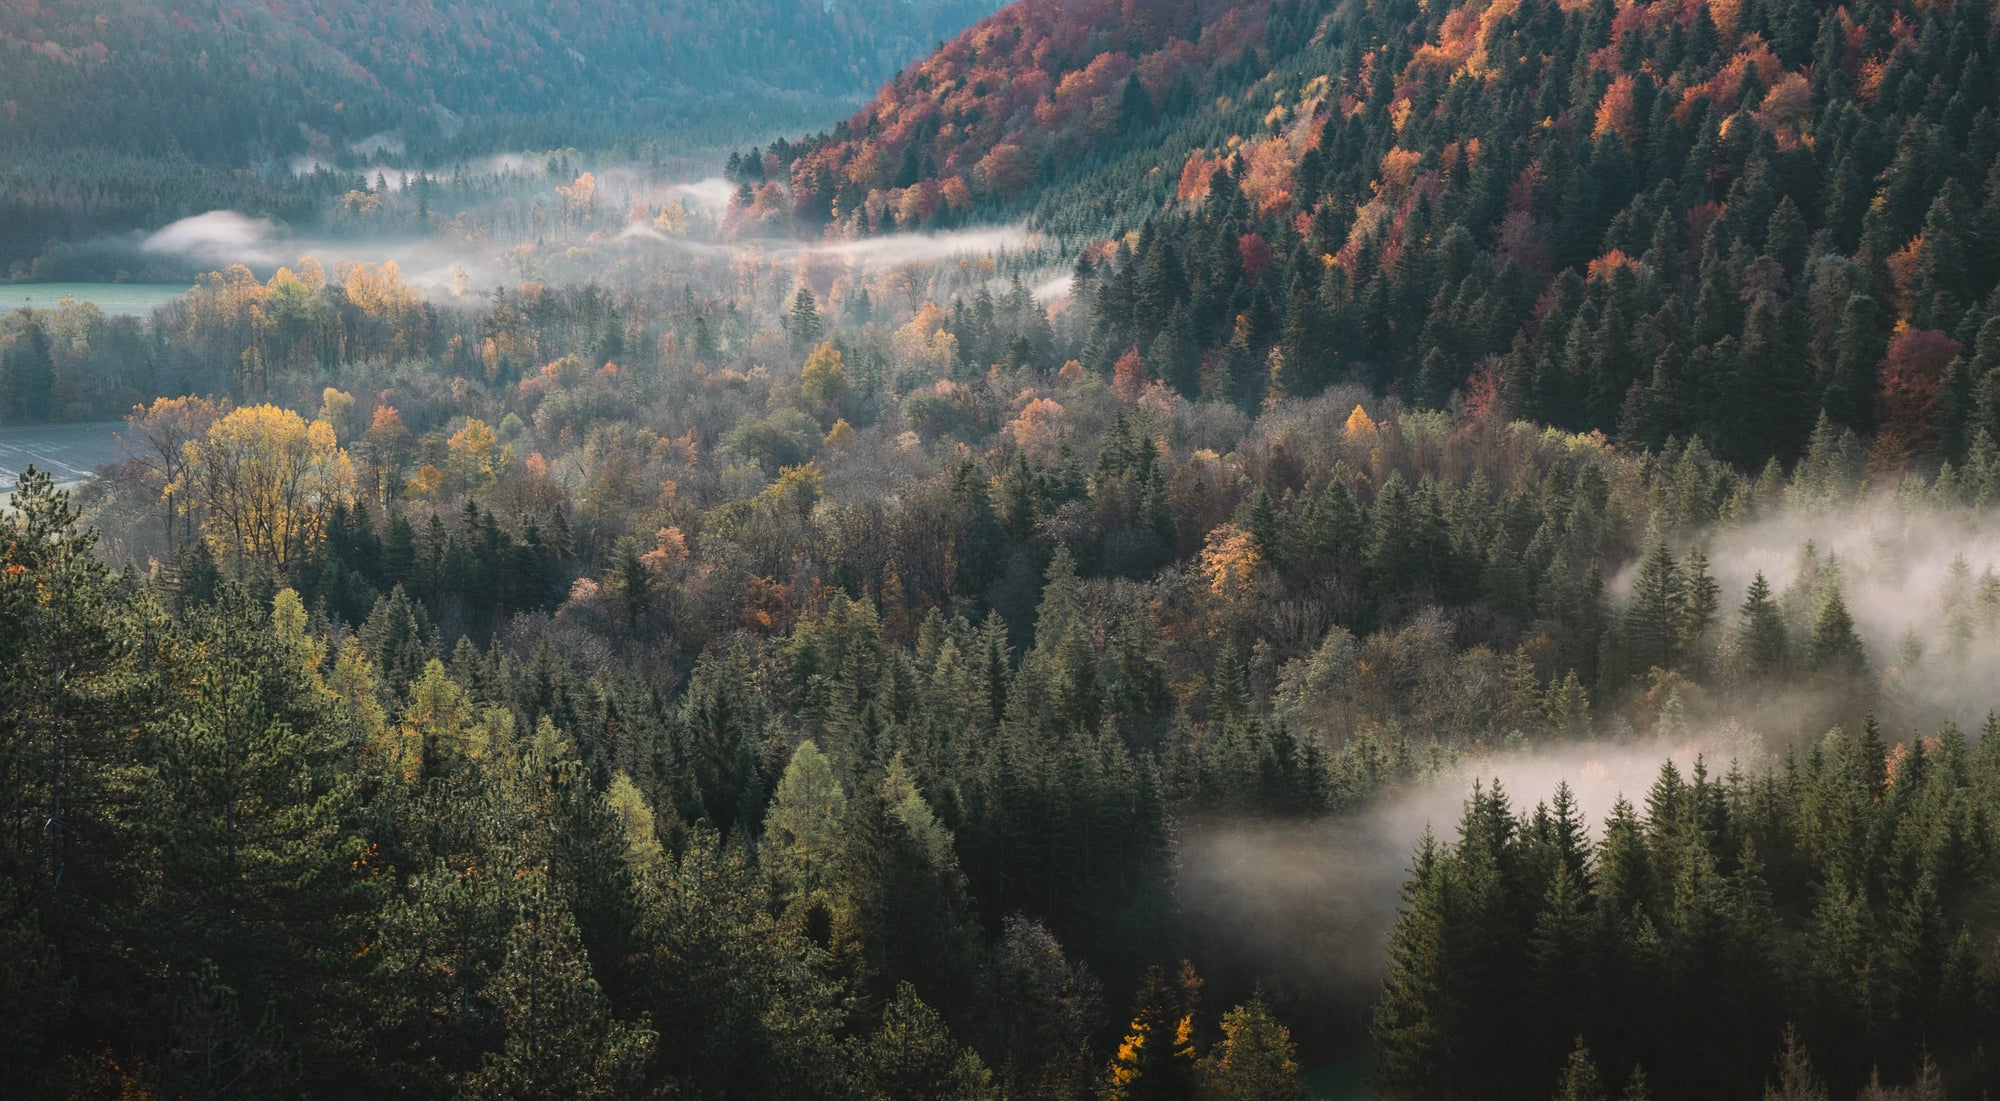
[0,0,1002,275]
[8,0,2000,1095]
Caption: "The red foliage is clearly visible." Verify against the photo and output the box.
[1238,233,1272,278]
[1496,209,1552,279]
[1875,326,1963,465]
[779,0,1274,228]
[1459,367,1506,428]
[1684,201,1723,259]
[1113,348,1148,402]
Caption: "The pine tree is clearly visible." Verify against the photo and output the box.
[1737,573,1790,677]
[1202,992,1311,1101]
[789,288,824,349]
[1674,548,1720,668]
[1103,962,1203,1101]
[1806,585,1868,679]
[853,982,998,1101]
[1624,542,1683,672]
[466,878,654,1100]
[1553,1039,1609,1101]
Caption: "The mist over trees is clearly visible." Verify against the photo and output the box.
[0,0,1005,275]
[10,0,2000,1094]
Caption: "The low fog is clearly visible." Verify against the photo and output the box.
[1177,727,1769,1008]
[140,210,499,293]
[1615,492,2000,730]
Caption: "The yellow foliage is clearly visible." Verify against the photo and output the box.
[758,462,824,517]
[1344,404,1379,439]
[271,588,327,685]
[446,417,512,494]
[184,404,355,576]
[383,659,500,780]
[800,341,851,411]
[330,638,387,748]
[336,260,420,317]
[316,387,355,442]
[1380,147,1423,189]
[557,171,598,212]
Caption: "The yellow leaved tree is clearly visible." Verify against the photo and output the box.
[799,340,852,422]
[182,403,355,578]
[445,416,512,496]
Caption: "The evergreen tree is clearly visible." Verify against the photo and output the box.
[1202,993,1311,1101]
[1103,962,1203,1101]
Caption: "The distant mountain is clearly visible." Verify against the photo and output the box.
[760,0,2000,473]
[0,0,1001,164]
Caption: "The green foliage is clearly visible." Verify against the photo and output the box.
[1376,721,2000,1101]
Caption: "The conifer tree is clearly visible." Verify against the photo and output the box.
[1202,992,1311,1101]
[1103,962,1204,1101]
[1737,573,1790,677]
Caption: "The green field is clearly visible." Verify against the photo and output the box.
[0,282,190,317]
[0,421,126,495]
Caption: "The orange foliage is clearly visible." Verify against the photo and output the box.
[1752,71,1814,147]
[1706,0,1745,38]
[1675,39,1785,122]
[640,526,691,573]
[1886,234,1925,320]
[1379,147,1423,191]
[775,0,1273,227]
[1178,151,1230,202]
[1007,396,1066,460]
[1242,137,1301,214]
[1413,6,1481,71]
[1586,249,1642,281]
[1593,74,1644,144]
[1466,0,1525,76]
[1200,522,1264,596]
[1113,348,1148,403]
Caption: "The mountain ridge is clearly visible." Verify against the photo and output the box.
[0,0,1003,164]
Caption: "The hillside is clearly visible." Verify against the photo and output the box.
[0,0,1000,164]
[14,0,2000,1095]
[766,0,2000,475]
[0,0,1002,277]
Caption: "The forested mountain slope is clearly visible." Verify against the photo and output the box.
[0,0,1001,278]
[0,0,1000,164]
[763,0,2000,474]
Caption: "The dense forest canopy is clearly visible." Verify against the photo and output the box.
[743,0,2000,476]
[1,0,1003,158]
[8,0,2000,1096]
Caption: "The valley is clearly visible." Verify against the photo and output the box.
[5,0,2000,1097]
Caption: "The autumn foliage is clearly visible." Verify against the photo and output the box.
[1874,326,1963,467]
